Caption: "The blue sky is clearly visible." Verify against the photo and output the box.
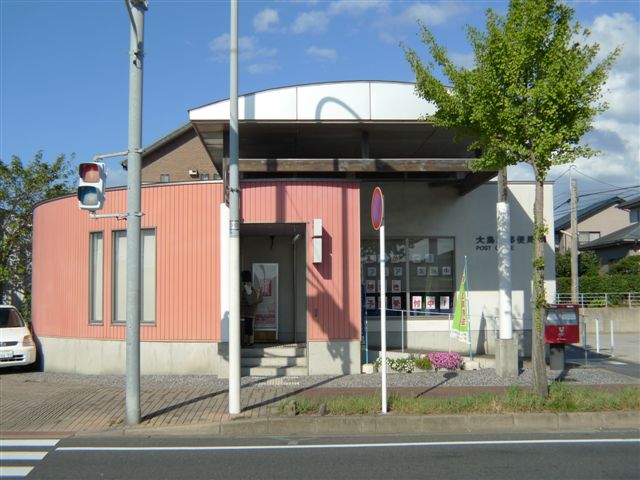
[1,0,638,212]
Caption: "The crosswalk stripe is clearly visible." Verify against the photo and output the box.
[0,466,34,477]
[0,439,59,447]
[0,451,48,461]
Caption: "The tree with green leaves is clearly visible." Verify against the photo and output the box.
[556,250,600,277]
[0,152,73,321]
[405,0,619,395]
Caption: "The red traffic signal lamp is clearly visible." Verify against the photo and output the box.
[78,162,106,211]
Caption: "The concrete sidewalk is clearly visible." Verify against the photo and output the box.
[1,365,639,437]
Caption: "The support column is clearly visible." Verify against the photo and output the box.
[495,169,519,377]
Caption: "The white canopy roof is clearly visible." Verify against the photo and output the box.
[189,80,436,122]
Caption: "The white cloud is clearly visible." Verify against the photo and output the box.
[450,52,474,69]
[209,33,277,63]
[576,13,640,186]
[248,63,279,75]
[291,11,330,34]
[307,46,337,61]
[328,0,389,16]
[377,2,470,27]
[254,8,280,33]
[379,31,402,45]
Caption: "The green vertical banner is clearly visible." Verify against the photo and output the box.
[451,264,469,344]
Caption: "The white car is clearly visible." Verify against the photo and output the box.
[0,305,36,368]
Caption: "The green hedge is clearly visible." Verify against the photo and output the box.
[557,275,640,295]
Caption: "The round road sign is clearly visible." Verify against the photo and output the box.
[371,186,384,230]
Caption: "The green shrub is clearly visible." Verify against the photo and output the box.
[414,357,432,370]
[609,256,640,275]
[557,274,640,302]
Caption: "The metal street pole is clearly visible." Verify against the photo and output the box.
[228,0,241,415]
[125,0,146,426]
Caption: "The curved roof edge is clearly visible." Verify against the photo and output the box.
[189,80,435,122]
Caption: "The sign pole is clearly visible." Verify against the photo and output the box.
[371,187,387,414]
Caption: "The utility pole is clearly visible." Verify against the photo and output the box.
[125,0,146,426]
[228,0,241,415]
[570,174,579,304]
[496,168,518,377]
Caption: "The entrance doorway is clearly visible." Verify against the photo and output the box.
[240,223,306,344]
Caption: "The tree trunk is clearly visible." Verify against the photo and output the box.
[531,171,549,396]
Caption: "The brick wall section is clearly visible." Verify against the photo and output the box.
[142,128,217,183]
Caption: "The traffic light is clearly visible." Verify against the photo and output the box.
[77,162,106,210]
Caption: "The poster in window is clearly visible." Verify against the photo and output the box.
[365,254,377,263]
[366,296,376,310]
[424,253,435,263]
[411,296,422,310]
[391,296,402,310]
[393,266,403,277]
[411,254,421,263]
[366,279,376,293]
[367,267,376,278]
[440,296,450,310]
[429,266,439,276]
[253,263,278,333]
[391,279,402,293]
[416,266,427,276]
[442,266,452,276]
[425,296,437,310]
[390,253,402,263]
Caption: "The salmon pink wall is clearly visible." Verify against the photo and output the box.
[32,181,360,343]
[241,181,361,341]
[32,183,222,342]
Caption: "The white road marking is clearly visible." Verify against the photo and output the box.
[57,438,640,452]
[0,438,60,477]
[0,451,48,461]
[0,466,34,477]
[0,439,59,447]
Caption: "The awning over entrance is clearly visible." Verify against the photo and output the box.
[189,81,496,194]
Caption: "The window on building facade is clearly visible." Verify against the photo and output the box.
[578,231,600,245]
[160,174,170,183]
[89,232,104,325]
[200,173,210,181]
[361,237,455,317]
[112,229,156,325]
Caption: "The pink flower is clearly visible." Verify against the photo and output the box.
[426,352,463,370]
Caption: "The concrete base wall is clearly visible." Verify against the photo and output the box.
[39,337,219,375]
[580,307,640,333]
[308,340,361,375]
[366,328,532,357]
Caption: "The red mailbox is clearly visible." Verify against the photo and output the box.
[545,304,580,344]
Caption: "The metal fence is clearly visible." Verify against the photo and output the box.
[555,292,640,308]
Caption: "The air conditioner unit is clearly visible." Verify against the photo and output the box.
[188,169,199,177]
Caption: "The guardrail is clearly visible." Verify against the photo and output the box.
[555,292,640,308]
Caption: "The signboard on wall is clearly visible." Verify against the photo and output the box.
[253,263,278,335]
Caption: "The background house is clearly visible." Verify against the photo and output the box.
[554,196,627,253]
[581,195,640,270]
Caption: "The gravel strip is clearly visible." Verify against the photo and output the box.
[5,364,638,391]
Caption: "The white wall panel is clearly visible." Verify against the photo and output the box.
[297,82,371,120]
[370,82,436,120]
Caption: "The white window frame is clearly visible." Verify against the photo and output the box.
[112,228,156,325]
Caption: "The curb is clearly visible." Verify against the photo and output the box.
[86,411,640,438]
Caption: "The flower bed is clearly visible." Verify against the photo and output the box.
[373,352,463,373]
[427,352,463,370]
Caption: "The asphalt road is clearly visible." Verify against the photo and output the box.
[16,432,639,480]
[566,344,640,379]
